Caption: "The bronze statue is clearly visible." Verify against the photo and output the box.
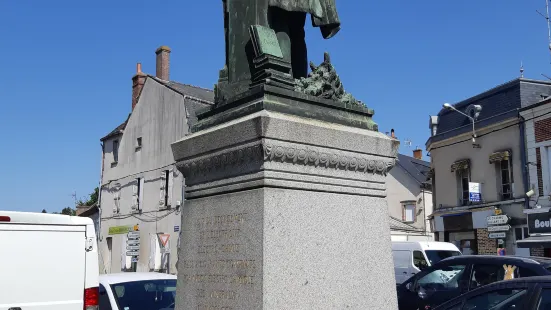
[268,0,341,78]
[216,0,341,103]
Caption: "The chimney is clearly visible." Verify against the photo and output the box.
[155,46,171,80]
[132,63,147,111]
[413,148,422,160]
[391,129,396,139]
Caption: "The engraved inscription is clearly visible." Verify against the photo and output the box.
[185,212,257,309]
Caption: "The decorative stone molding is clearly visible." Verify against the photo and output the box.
[178,141,396,176]
[263,142,395,175]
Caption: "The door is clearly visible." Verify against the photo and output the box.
[514,226,531,257]
[0,224,86,310]
[393,250,412,284]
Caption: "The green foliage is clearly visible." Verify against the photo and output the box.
[61,207,76,216]
[41,209,47,213]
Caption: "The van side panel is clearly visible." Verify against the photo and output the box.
[392,250,412,284]
[0,225,86,310]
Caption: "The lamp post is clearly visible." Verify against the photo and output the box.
[443,103,482,145]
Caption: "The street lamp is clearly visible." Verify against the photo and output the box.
[442,103,482,145]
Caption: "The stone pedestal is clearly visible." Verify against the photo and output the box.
[172,87,399,309]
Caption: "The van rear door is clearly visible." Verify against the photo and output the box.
[393,250,412,284]
[0,223,87,310]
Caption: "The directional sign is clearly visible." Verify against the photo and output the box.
[497,239,505,245]
[487,215,510,225]
[487,225,511,232]
[127,239,140,246]
[127,231,140,239]
[131,257,139,263]
[126,245,140,251]
[126,251,139,256]
[489,232,507,239]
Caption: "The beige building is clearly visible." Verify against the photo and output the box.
[387,149,433,241]
[427,78,551,256]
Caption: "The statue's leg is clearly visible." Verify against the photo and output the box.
[268,7,292,73]
[288,12,307,79]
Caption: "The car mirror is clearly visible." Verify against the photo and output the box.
[406,282,413,291]
[418,288,428,299]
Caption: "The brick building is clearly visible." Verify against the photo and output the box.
[518,97,551,256]
[427,78,551,256]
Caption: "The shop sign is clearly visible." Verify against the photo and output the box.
[469,182,482,202]
[487,215,510,225]
[527,212,551,235]
[108,225,131,235]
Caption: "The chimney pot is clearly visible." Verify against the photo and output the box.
[132,62,146,111]
[391,129,396,139]
[413,149,422,160]
[155,46,171,80]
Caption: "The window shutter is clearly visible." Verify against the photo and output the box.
[402,205,405,221]
[131,181,138,211]
[138,178,145,210]
[121,235,128,271]
[149,234,161,271]
[159,171,166,206]
[167,172,174,207]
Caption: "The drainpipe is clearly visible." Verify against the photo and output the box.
[98,142,105,241]
[422,187,427,236]
[519,112,529,209]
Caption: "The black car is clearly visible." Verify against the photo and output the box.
[433,275,551,310]
[397,255,551,310]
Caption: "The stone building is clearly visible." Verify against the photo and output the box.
[387,149,433,241]
[427,78,551,256]
[97,46,213,274]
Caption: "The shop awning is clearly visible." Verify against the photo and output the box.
[450,159,470,172]
[489,150,511,164]
[516,235,551,248]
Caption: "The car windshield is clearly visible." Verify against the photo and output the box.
[424,250,461,265]
[111,279,177,310]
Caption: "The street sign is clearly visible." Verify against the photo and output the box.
[174,225,180,232]
[162,246,171,254]
[159,234,170,247]
[127,239,140,246]
[487,215,510,225]
[489,232,507,239]
[131,257,139,263]
[126,251,139,256]
[487,225,511,232]
[127,231,140,239]
[497,239,505,245]
[126,245,140,251]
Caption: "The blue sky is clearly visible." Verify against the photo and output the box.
[0,0,550,212]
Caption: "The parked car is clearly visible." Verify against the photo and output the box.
[433,275,551,310]
[0,211,99,310]
[397,255,551,310]
[392,241,462,284]
[98,272,177,310]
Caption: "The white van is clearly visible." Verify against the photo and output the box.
[0,211,99,310]
[391,241,461,284]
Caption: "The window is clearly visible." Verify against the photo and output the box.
[457,168,470,205]
[463,288,527,310]
[498,158,513,200]
[113,140,119,163]
[538,289,551,309]
[469,264,519,290]
[164,170,170,206]
[132,178,144,211]
[99,284,113,310]
[111,279,176,310]
[424,250,461,265]
[136,137,142,151]
[413,251,428,270]
[403,204,416,222]
[416,264,466,292]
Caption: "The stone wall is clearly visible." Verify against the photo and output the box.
[476,228,497,255]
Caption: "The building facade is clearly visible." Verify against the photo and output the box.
[519,96,551,256]
[427,78,551,256]
[387,149,434,241]
[98,46,213,274]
